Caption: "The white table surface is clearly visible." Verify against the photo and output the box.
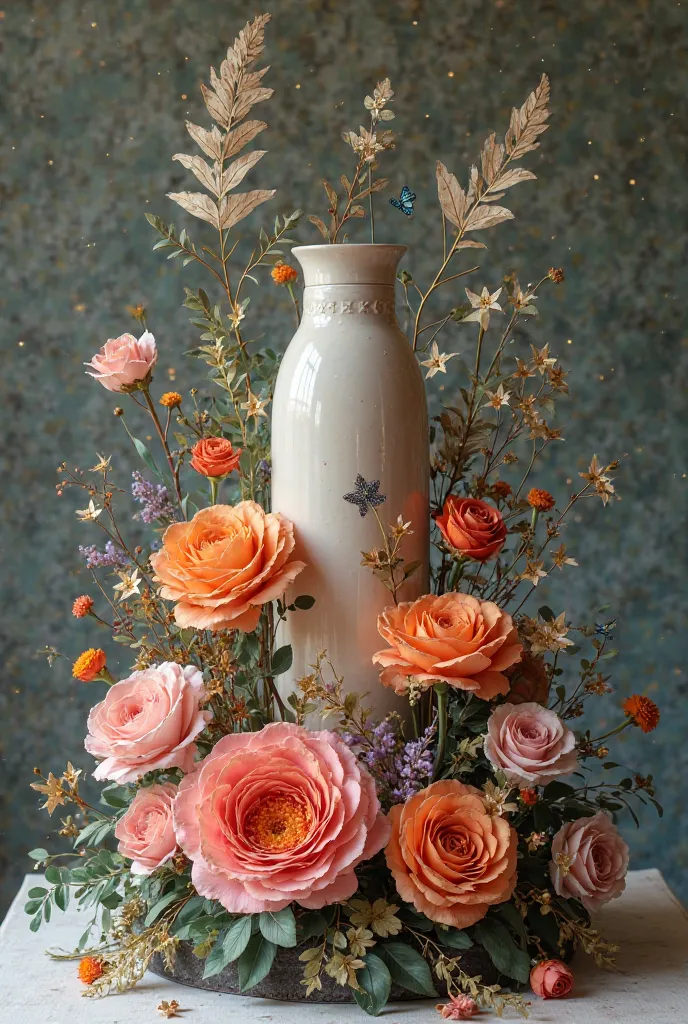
[1,869,686,1023]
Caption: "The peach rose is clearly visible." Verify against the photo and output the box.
[507,652,550,705]
[550,812,629,913]
[150,502,304,633]
[85,331,157,392]
[190,437,242,478]
[435,497,506,562]
[373,593,522,700]
[530,960,573,999]
[115,782,178,875]
[173,722,389,913]
[385,780,518,928]
[485,703,578,787]
[84,662,211,783]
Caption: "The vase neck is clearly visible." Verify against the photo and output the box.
[293,244,406,288]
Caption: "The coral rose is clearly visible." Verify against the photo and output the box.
[190,437,242,478]
[506,652,550,705]
[115,782,178,875]
[373,593,522,700]
[173,722,389,913]
[485,703,578,787]
[550,812,629,913]
[84,662,211,783]
[385,780,518,928]
[530,959,573,999]
[150,502,305,632]
[436,994,479,1019]
[435,496,506,562]
[85,331,157,392]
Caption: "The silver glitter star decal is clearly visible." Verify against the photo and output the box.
[343,475,386,517]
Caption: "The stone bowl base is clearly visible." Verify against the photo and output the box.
[149,939,500,1002]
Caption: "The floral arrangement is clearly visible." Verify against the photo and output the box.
[27,13,662,1020]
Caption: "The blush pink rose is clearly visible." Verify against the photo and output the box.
[550,812,629,913]
[84,662,211,783]
[530,959,574,999]
[85,330,158,392]
[115,782,178,875]
[484,702,578,787]
[173,722,390,914]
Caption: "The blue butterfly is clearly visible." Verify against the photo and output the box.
[389,185,416,216]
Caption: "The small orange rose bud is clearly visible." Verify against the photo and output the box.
[72,595,94,619]
[527,488,556,512]
[190,436,242,479]
[72,648,107,682]
[271,263,298,286]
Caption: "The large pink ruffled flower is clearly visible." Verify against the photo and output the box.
[373,592,522,700]
[85,663,211,783]
[150,502,305,633]
[115,783,178,875]
[173,722,390,914]
[85,331,158,392]
[484,702,578,787]
[550,812,629,913]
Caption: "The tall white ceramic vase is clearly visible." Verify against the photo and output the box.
[271,244,429,723]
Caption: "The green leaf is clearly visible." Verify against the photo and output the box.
[271,645,293,677]
[221,915,253,963]
[352,953,392,1017]
[474,919,531,983]
[24,900,42,915]
[75,817,115,848]
[171,896,207,935]
[28,848,48,861]
[296,911,329,940]
[131,435,163,479]
[258,907,296,948]
[293,595,315,610]
[439,928,473,950]
[202,930,231,979]
[543,781,575,802]
[144,891,183,927]
[54,885,69,912]
[538,605,554,622]
[237,934,277,991]
[376,942,437,996]
[44,866,61,884]
[28,887,47,899]
[29,913,42,933]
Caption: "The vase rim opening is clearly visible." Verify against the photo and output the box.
[292,244,407,287]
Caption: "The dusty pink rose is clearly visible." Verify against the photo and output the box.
[436,994,479,1019]
[85,662,211,783]
[173,722,390,914]
[550,812,629,912]
[85,330,158,392]
[530,959,574,999]
[115,783,178,875]
[484,702,578,787]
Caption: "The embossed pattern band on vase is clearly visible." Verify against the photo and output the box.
[271,244,430,723]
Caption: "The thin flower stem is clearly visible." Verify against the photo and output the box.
[140,387,184,505]
[286,282,301,326]
[432,683,449,781]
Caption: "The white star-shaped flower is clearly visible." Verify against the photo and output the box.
[240,390,270,419]
[463,286,503,330]
[484,383,512,409]
[420,341,458,379]
[113,568,142,602]
[75,499,102,522]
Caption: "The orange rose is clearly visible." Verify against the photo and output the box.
[373,592,522,700]
[190,437,242,478]
[150,502,305,632]
[386,780,518,928]
[435,496,506,561]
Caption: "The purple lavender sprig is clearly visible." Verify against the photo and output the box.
[131,471,177,524]
[79,540,129,570]
[344,717,435,809]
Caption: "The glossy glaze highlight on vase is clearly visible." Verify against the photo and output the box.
[271,244,429,722]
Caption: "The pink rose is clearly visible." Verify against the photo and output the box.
[115,783,178,875]
[550,812,629,913]
[484,702,578,787]
[436,994,479,1019]
[530,959,574,999]
[85,330,157,392]
[84,662,211,783]
[173,722,390,914]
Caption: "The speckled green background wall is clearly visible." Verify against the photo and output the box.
[1,0,686,915]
